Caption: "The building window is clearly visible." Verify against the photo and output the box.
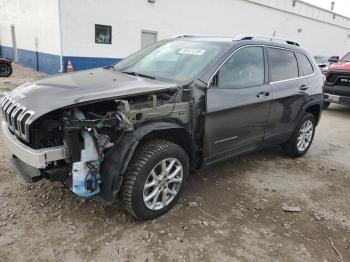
[95,24,112,44]
[141,30,158,49]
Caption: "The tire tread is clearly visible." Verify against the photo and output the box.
[283,113,315,158]
[120,139,184,218]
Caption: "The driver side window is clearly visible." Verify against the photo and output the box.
[216,47,265,89]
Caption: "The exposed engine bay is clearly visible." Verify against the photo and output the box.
[29,88,190,198]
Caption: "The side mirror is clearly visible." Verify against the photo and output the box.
[328,56,339,63]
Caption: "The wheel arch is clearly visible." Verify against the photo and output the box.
[138,128,194,163]
[99,120,193,202]
[304,102,321,125]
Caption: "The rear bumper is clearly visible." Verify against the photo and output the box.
[324,84,350,97]
[324,93,350,106]
[1,121,67,169]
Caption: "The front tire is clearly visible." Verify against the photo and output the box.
[120,139,189,220]
[283,113,316,158]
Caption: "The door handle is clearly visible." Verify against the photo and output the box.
[299,84,309,91]
[257,91,270,98]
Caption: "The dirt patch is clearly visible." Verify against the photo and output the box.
[0,63,46,94]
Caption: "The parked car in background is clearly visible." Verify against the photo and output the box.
[323,51,350,108]
[0,58,13,77]
[314,56,330,69]
[1,35,324,220]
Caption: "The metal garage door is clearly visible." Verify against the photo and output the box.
[141,30,158,49]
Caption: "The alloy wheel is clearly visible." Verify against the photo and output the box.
[297,120,314,152]
[143,158,183,211]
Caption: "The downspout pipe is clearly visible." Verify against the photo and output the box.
[58,0,64,73]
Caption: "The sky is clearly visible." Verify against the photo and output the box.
[302,0,350,18]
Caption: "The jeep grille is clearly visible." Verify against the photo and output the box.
[0,95,35,143]
[327,72,350,86]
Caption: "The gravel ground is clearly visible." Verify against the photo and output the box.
[0,64,46,95]
[0,64,349,262]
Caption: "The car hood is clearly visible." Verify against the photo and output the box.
[8,67,178,120]
[327,61,350,71]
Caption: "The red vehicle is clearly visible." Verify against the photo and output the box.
[323,52,350,108]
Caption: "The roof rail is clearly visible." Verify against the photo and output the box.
[233,34,301,47]
[171,34,202,38]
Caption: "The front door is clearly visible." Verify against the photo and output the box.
[203,46,271,165]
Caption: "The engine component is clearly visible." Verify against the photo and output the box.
[72,111,101,197]
[116,96,189,125]
[72,130,101,197]
[94,131,114,155]
[44,166,71,182]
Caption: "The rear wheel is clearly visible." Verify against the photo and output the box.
[0,64,12,77]
[283,113,316,158]
[120,139,189,220]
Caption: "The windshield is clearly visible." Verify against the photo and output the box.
[314,56,329,64]
[115,40,228,82]
[341,52,350,62]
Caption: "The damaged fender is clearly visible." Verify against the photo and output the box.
[99,121,190,202]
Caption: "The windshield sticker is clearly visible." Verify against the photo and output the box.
[178,48,206,56]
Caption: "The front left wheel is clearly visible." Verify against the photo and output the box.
[120,139,189,220]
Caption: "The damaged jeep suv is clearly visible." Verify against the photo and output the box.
[1,35,324,220]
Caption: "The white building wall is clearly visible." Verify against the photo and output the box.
[1,0,350,74]
[61,0,350,60]
[0,0,61,55]
[0,0,62,74]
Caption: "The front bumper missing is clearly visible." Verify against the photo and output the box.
[1,121,67,169]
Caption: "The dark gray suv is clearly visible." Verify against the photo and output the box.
[1,35,324,220]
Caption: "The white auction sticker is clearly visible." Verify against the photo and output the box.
[178,48,206,56]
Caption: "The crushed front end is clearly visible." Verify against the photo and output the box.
[0,88,190,200]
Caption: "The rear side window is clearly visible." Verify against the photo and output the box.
[296,53,314,76]
[268,48,298,82]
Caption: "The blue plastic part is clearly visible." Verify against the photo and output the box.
[73,173,101,197]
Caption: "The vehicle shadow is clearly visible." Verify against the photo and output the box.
[5,141,295,231]
[325,104,350,116]
[100,146,287,221]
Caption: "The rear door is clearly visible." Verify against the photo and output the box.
[204,46,271,164]
[265,47,312,140]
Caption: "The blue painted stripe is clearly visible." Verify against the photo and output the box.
[63,56,121,72]
[0,45,60,75]
[1,45,14,60]
[0,45,122,75]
